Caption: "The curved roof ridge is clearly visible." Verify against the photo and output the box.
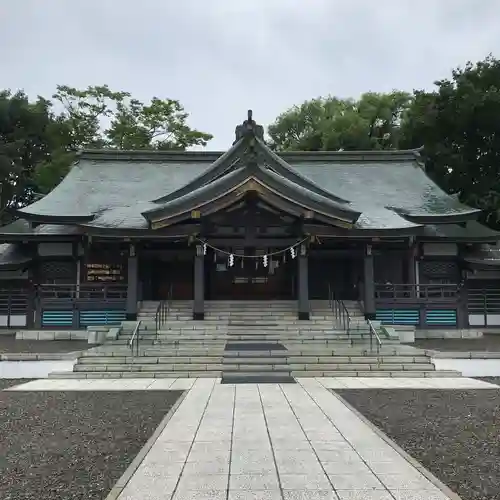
[143,166,247,217]
[282,148,422,163]
[254,138,351,204]
[143,162,361,227]
[77,149,222,162]
[150,138,245,205]
[261,167,360,218]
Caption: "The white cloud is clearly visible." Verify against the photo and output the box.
[1,0,500,148]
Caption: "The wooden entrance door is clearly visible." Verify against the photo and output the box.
[149,260,193,300]
[208,256,294,300]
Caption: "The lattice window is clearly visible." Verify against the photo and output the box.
[421,261,458,278]
[40,261,76,284]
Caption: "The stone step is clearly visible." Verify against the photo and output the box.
[98,349,418,358]
[50,369,461,380]
[132,321,366,329]
[79,356,224,364]
[74,363,226,372]
[222,365,291,373]
[146,340,394,346]
[290,370,462,378]
[149,324,363,330]
[149,316,364,321]
[148,334,376,340]
[79,353,431,364]
[221,373,296,384]
[284,355,431,364]
[220,363,436,372]
[48,371,221,379]
[121,333,374,340]
[284,363,436,371]
[152,327,371,333]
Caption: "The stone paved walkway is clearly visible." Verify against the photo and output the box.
[112,378,455,500]
[7,376,498,391]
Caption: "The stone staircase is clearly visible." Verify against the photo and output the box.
[50,299,461,380]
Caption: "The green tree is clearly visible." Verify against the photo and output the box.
[0,91,58,222]
[400,55,500,226]
[268,91,412,151]
[33,85,213,193]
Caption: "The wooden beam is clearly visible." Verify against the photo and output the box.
[204,238,301,247]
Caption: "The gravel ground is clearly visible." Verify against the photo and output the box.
[0,335,89,353]
[0,390,183,500]
[336,389,500,500]
[412,335,500,352]
[0,379,32,391]
[476,376,500,386]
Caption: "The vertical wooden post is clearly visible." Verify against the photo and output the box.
[126,244,138,321]
[34,293,42,328]
[298,244,309,320]
[363,244,376,320]
[193,245,205,320]
[456,280,469,329]
[26,285,35,329]
[408,238,417,298]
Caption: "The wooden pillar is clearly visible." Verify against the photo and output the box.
[193,245,205,320]
[407,239,417,298]
[363,244,376,320]
[456,277,468,329]
[34,297,42,328]
[26,285,35,329]
[31,262,42,328]
[126,245,138,321]
[298,244,310,320]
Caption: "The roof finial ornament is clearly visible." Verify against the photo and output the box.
[234,109,264,144]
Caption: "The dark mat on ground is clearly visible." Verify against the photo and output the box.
[225,342,287,351]
[0,390,183,500]
[0,379,33,391]
[336,388,500,500]
[411,335,500,352]
[0,335,89,354]
[221,375,296,384]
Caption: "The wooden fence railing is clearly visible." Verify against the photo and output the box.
[375,283,459,301]
[38,284,127,301]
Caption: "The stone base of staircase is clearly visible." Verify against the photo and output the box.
[52,300,462,380]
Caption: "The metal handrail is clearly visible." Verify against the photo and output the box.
[367,319,382,354]
[155,283,173,342]
[328,284,351,340]
[128,320,142,357]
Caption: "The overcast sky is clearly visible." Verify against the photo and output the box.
[2,0,500,149]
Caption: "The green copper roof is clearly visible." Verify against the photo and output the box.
[422,221,500,241]
[0,219,81,236]
[14,108,482,236]
[15,146,480,233]
[0,243,33,268]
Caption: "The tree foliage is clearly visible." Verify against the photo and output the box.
[269,60,500,227]
[0,91,59,221]
[399,55,500,226]
[0,85,212,215]
[268,91,412,151]
[32,85,213,192]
